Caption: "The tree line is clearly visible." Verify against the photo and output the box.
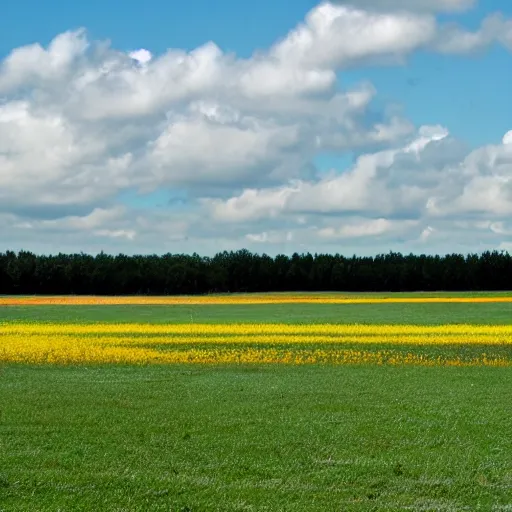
[0,249,511,295]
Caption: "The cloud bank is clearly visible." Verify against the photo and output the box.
[1,1,511,255]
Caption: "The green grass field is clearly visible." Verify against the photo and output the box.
[1,299,512,510]
[2,301,512,324]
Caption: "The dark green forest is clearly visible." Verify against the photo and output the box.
[1,249,511,294]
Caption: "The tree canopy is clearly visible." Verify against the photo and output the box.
[0,249,510,295]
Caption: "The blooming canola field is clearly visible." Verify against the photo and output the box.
[3,295,512,511]
[2,294,512,305]
[2,322,512,366]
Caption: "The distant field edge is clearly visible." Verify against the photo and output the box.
[2,292,512,306]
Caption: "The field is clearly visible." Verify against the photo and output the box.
[1,294,512,510]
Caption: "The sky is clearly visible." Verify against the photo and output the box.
[1,0,511,256]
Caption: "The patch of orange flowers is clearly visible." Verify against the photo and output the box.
[2,295,512,306]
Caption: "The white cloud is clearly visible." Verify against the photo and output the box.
[419,226,435,242]
[433,13,512,54]
[206,124,451,220]
[0,100,133,210]
[426,138,512,216]
[271,4,437,69]
[146,104,305,187]
[239,59,335,97]
[208,185,301,222]
[318,218,416,239]
[270,3,512,72]
[334,0,476,13]
[246,231,294,243]
[489,222,512,236]
[129,49,153,65]
[94,229,136,240]
[39,207,127,230]
[205,126,512,255]
[0,30,88,92]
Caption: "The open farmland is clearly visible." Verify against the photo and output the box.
[1,294,512,511]
[3,322,512,366]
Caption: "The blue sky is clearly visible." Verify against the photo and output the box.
[1,0,511,255]
[1,0,319,57]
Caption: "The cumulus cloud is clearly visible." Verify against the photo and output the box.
[129,49,153,65]
[146,103,306,188]
[0,1,511,255]
[0,100,134,212]
[205,126,512,252]
[318,218,417,239]
[269,3,511,70]
[207,185,301,223]
[334,0,476,13]
[433,13,512,54]
[0,30,88,92]
[271,4,437,69]
[205,125,452,221]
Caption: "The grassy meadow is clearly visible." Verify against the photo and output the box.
[1,293,512,510]
[3,300,512,324]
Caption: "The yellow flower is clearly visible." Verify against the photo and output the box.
[2,322,511,366]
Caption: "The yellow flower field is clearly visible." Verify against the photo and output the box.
[2,322,512,366]
[4,322,512,337]
[2,295,512,305]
